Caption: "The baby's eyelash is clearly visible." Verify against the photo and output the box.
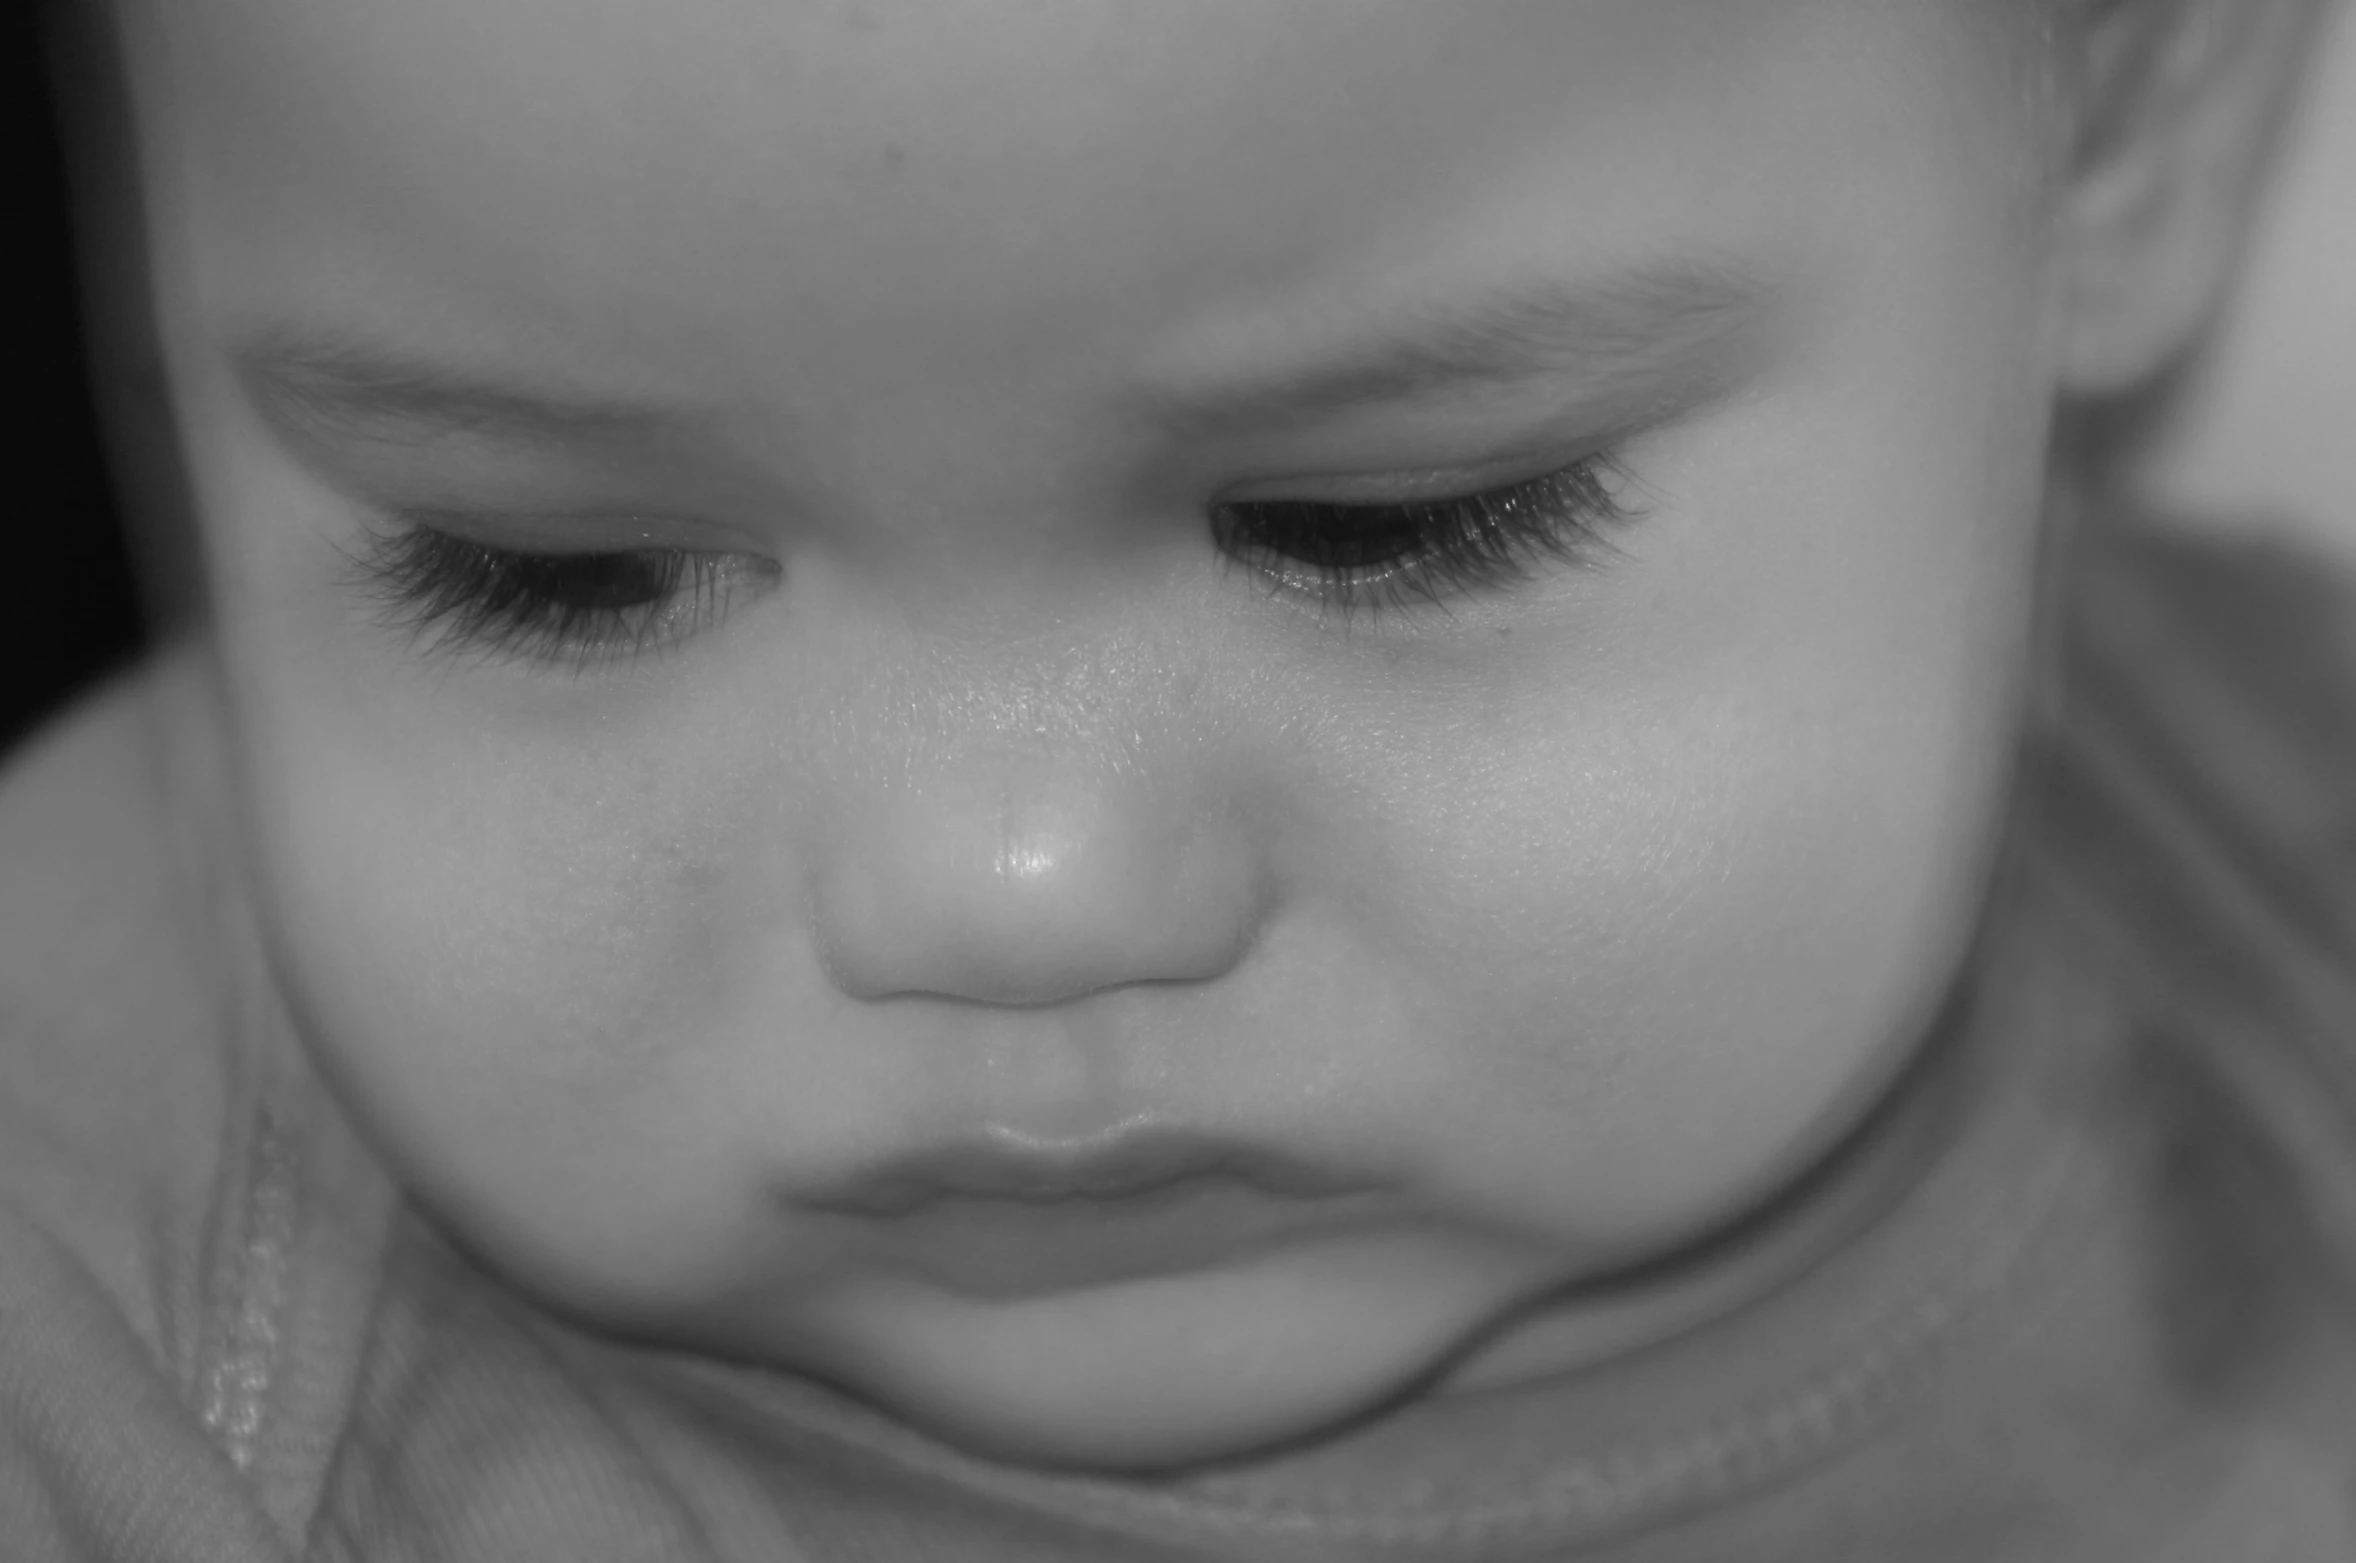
[1210,454,1639,621]
[339,458,1635,675]
[336,523,771,676]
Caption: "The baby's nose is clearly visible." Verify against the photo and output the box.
[812,763,1265,1006]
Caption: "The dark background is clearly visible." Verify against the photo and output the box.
[6,5,148,759]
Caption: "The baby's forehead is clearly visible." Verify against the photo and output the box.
[140,2,2005,414]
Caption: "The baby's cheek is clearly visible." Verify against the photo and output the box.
[260,728,743,1121]
[1379,667,1993,1219]
[238,726,842,1311]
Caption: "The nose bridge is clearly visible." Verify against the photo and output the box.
[810,658,1267,1007]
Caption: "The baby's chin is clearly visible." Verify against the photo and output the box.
[782,1230,1559,1473]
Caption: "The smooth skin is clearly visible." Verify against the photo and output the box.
[99,0,2323,1470]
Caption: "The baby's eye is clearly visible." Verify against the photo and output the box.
[1210,454,1638,618]
[339,522,776,675]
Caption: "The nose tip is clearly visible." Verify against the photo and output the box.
[814,775,1264,1006]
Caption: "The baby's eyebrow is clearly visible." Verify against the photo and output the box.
[230,254,1773,456]
[1129,254,1777,436]
[229,325,715,450]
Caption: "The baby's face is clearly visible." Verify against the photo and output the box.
[131,0,2063,1467]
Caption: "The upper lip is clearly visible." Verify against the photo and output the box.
[802,1123,1378,1217]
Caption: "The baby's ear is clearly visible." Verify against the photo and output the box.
[2055,0,2334,393]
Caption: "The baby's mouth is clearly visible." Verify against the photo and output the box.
[798,1123,1399,1298]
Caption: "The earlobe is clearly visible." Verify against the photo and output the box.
[2054,0,2330,394]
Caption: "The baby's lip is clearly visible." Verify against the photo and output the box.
[801,1122,1382,1218]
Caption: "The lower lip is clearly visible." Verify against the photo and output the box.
[823,1177,1393,1300]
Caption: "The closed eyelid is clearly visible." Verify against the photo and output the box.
[223,325,798,544]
